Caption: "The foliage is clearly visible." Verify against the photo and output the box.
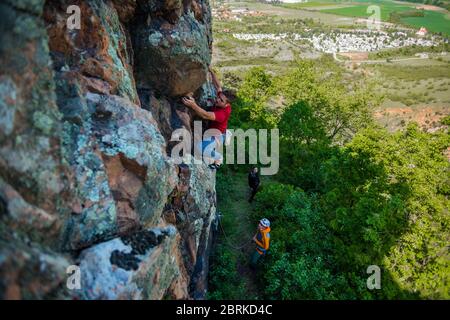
[208,244,247,300]
[337,124,450,298]
[253,123,449,299]
[441,115,450,126]
[230,67,278,130]
[210,62,450,300]
[277,59,377,142]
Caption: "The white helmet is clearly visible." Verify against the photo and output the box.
[260,218,270,228]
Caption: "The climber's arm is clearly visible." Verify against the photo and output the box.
[182,97,215,121]
[209,66,222,93]
[254,231,270,249]
[254,232,265,248]
[255,239,265,248]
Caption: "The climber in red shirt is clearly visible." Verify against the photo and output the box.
[182,67,231,169]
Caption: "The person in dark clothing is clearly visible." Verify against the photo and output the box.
[248,167,260,203]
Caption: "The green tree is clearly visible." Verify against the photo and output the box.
[230,67,277,130]
[278,59,378,142]
[278,101,334,191]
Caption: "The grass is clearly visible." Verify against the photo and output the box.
[217,57,293,68]
[320,1,450,35]
[400,10,450,36]
[367,61,450,107]
[208,170,260,299]
[321,2,419,21]
[369,64,450,80]
[209,169,275,299]
[368,43,450,59]
[282,1,340,9]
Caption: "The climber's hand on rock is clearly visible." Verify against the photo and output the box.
[182,96,196,109]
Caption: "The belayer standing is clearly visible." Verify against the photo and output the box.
[248,167,260,203]
[181,67,231,170]
[250,218,271,269]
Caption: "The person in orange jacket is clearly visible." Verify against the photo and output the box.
[250,218,271,269]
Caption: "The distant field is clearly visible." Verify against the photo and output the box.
[401,10,450,35]
[321,3,419,21]
[282,1,339,9]
[320,1,450,35]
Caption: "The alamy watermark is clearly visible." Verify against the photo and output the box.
[66,5,81,30]
[170,121,279,175]
[366,265,381,290]
[66,265,81,290]
[366,5,381,31]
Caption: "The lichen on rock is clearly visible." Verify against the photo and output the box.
[0,0,218,300]
[133,2,212,96]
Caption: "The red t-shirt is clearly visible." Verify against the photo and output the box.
[209,103,231,134]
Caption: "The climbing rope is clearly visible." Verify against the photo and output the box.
[217,214,254,251]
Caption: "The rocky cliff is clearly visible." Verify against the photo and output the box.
[0,0,218,299]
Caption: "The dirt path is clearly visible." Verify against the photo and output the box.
[216,171,261,299]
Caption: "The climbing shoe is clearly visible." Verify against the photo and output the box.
[208,163,221,170]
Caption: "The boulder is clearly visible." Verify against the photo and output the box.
[0,179,61,245]
[0,238,71,300]
[133,12,211,96]
[163,161,217,298]
[0,0,75,222]
[44,0,139,104]
[61,93,178,251]
[76,226,189,299]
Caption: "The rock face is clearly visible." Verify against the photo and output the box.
[0,0,217,300]
[133,5,212,96]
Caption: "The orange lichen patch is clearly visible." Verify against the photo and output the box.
[102,153,147,235]
[44,1,131,98]
[163,210,177,225]
[80,57,118,90]
[80,76,113,95]
[12,42,39,99]
[168,276,189,299]
[44,1,103,56]
[4,283,21,300]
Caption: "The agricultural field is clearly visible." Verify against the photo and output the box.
[212,1,449,131]
[401,10,450,35]
[320,2,422,21]
[318,0,450,35]
[282,0,343,9]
